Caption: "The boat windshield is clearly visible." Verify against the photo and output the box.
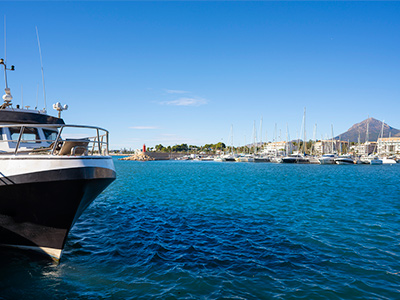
[43,129,58,143]
[10,127,40,143]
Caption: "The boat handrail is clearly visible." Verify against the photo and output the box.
[0,123,110,156]
[0,123,108,132]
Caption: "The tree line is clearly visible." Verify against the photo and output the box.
[153,142,227,153]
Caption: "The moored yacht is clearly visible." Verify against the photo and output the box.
[335,154,354,165]
[235,154,255,162]
[369,156,383,165]
[0,58,116,261]
[380,157,397,164]
[318,154,337,164]
[221,153,237,162]
[281,154,309,164]
[361,155,383,165]
[253,155,270,163]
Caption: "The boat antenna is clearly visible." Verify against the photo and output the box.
[35,26,46,111]
[52,101,68,118]
[4,16,6,64]
[35,83,39,109]
[0,16,14,109]
[0,58,14,108]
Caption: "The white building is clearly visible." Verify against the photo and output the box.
[261,141,292,156]
[351,142,377,156]
[377,137,400,156]
[313,140,339,154]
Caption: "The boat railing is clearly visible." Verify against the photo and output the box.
[0,123,110,156]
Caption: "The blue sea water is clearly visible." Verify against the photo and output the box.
[1,158,400,299]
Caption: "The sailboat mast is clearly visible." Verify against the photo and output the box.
[253,120,256,154]
[376,120,385,155]
[286,123,288,156]
[230,124,233,154]
[303,107,306,154]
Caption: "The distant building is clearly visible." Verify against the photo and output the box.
[377,137,400,156]
[313,140,339,154]
[261,141,292,156]
[351,142,377,156]
[313,140,354,154]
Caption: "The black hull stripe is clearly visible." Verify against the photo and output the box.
[0,167,115,254]
[0,167,116,186]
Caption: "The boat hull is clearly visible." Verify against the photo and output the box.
[335,159,354,165]
[319,158,335,164]
[0,157,115,260]
[282,157,309,164]
[281,157,297,163]
[224,158,236,162]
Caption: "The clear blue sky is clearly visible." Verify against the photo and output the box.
[1,2,400,149]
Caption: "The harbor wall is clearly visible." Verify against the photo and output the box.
[144,152,186,160]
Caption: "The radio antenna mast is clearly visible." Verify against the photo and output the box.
[4,16,6,63]
[35,26,46,111]
[35,83,39,109]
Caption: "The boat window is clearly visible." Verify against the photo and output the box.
[43,129,58,142]
[0,128,2,140]
[10,127,40,143]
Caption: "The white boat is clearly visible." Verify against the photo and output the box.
[235,154,255,162]
[359,156,371,164]
[281,154,309,164]
[307,156,320,164]
[361,155,382,165]
[335,155,354,165]
[221,153,237,162]
[254,156,270,163]
[213,156,226,162]
[0,58,115,261]
[200,156,214,161]
[354,157,363,164]
[318,154,337,164]
[380,157,397,164]
[270,156,283,163]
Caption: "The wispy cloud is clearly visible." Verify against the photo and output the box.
[165,89,188,94]
[162,97,208,107]
[129,126,159,130]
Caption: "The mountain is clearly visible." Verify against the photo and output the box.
[335,117,400,143]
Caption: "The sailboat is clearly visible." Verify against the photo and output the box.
[282,108,309,164]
